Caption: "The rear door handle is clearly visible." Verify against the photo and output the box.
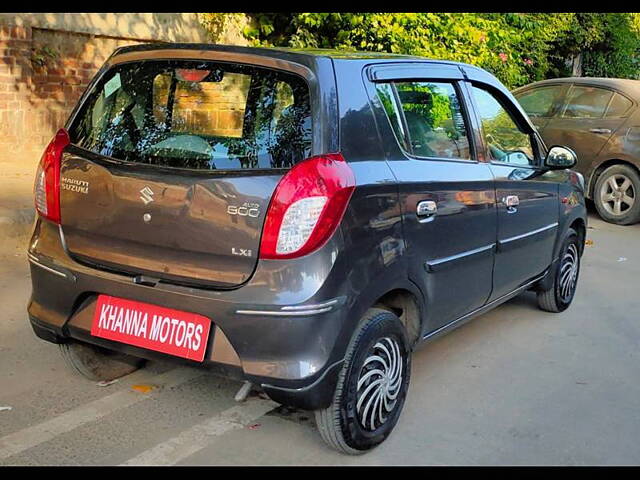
[502,195,519,213]
[417,200,437,217]
[589,128,612,134]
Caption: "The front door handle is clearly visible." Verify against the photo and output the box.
[589,128,612,134]
[502,195,519,213]
[417,200,437,217]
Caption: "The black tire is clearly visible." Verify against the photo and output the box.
[537,228,581,313]
[314,308,411,455]
[593,164,640,225]
[59,341,145,382]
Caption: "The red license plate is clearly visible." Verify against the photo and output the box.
[91,295,211,362]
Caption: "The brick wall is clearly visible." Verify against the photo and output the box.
[0,24,154,165]
[153,71,250,138]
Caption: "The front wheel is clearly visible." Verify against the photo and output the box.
[314,308,411,455]
[537,228,581,313]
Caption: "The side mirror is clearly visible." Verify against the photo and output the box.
[545,145,577,169]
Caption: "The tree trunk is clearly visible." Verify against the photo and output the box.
[569,53,583,76]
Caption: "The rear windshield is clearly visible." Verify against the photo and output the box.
[69,60,312,170]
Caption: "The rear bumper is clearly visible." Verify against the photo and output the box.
[27,218,350,410]
[28,312,342,410]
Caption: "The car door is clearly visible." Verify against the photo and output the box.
[540,84,634,175]
[365,63,497,333]
[464,76,559,301]
[514,83,570,135]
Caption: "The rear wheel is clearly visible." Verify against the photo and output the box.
[59,341,145,382]
[594,164,640,225]
[537,228,581,313]
[314,308,411,455]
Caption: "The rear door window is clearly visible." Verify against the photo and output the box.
[561,85,612,119]
[70,60,312,170]
[375,81,472,160]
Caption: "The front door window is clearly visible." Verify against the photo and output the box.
[471,86,537,167]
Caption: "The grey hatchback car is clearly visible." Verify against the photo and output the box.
[28,44,586,454]
[514,77,640,225]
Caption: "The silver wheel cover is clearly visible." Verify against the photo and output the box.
[600,174,635,216]
[356,337,403,432]
[559,243,579,303]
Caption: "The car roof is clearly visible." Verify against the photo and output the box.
[112,42,469,66]
[514,76,640,98]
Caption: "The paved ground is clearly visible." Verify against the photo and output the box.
[0,162,36,253]
[1,210,639,465]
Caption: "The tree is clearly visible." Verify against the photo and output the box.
[201,13,640,88]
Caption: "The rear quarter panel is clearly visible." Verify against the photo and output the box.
[585,112,640,197]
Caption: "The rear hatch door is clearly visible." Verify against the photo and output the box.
[60,57,313,288]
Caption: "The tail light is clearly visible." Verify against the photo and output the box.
[34,128,70,224]
[259,153,356,259]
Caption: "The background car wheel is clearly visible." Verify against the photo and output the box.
[537,228,581,313]
[594,164,640,225]
[59,341,145,382]
[314,308,411,455]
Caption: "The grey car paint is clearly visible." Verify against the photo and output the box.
[60,151,282,288]
[27,44,587,411]
[360,63,498,331]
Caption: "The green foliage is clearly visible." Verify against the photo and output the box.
[549,13,640,78]
[199,13,246,41]
[201,13,640,88]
